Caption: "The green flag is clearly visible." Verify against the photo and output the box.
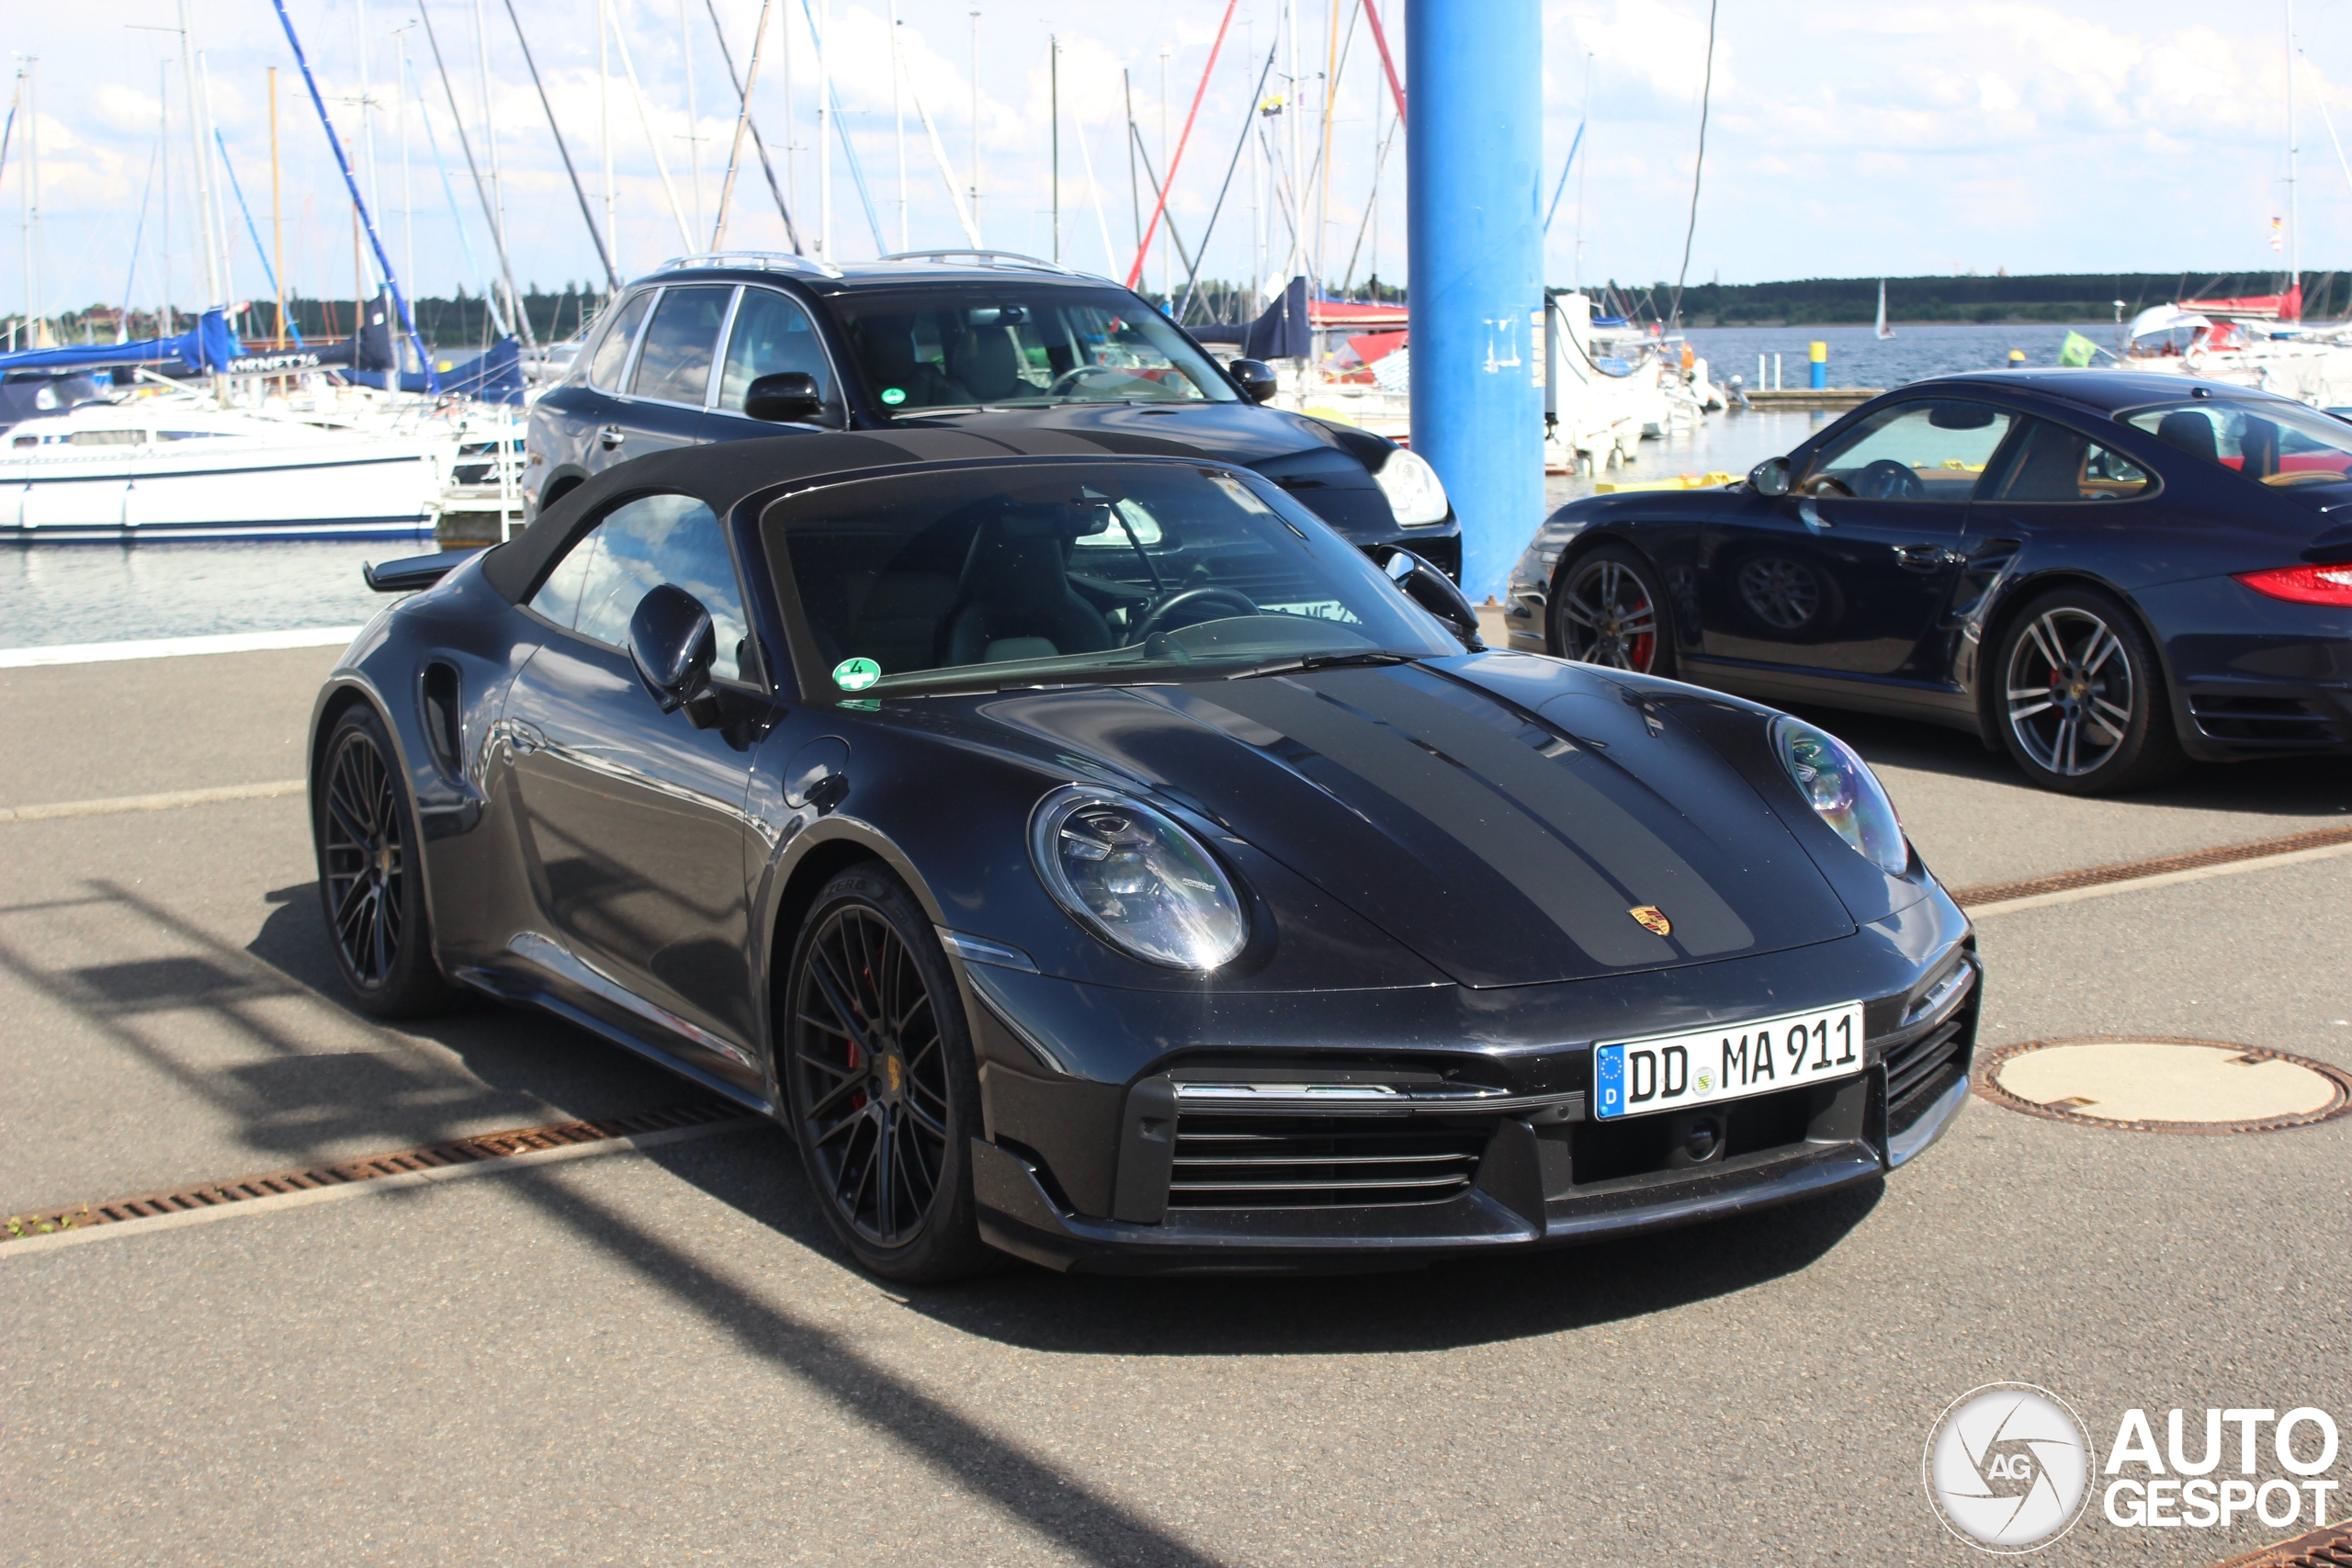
[2058,331,2098,368]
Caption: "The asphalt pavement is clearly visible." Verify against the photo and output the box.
[3,645,2346,1567]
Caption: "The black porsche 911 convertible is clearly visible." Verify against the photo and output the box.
[1506,371,2352,794]
[315,431,1978,1280]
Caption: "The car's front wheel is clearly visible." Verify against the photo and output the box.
[1551,544,1675,676]
[1994,586,2184,794]
[783,863,996,1283]
[313,705,455,1017]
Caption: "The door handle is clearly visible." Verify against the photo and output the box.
[598,424,627,450]
[1797,500,1831,534]
[1894,543,1958,571]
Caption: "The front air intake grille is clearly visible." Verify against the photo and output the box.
[1167,1113,1487,1210]
[1886,1018,1968,1125]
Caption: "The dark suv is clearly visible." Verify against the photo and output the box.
[524,251,1460,578]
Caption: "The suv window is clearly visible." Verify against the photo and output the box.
[586,292,652,391]
[630,286,734,406]
[716,288,837,416]
[1986,419,2152,502]
[1801,400,2015,502]
[527,493,754,682]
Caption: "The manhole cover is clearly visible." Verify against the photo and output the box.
[1976,1038,2352,1134]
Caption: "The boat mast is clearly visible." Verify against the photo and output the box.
[419,1,537,348]
[2288,0,2301,314]
[268,0,439,390]
[472,0,515,323]
[969,9,981,243]
[177,0,228,398]
[893,1,908,253]
[270,66,286,346]
[599,0,615,279]
[15,62,33,349]
[818,0,832,258]
[159,62,173,337]
[680,0,703,238]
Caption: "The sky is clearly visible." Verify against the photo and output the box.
[4,0,2349,322]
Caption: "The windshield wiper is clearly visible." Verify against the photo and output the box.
[1227,650,1418,680]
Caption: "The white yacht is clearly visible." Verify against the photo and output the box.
[0,397,454,544]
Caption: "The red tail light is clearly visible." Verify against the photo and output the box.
[2233,562,2352,605]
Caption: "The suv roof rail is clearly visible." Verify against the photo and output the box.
[655,251,842,279]
[874,249,1079,276]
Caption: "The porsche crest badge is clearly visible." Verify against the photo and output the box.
[1628,906,1672,937]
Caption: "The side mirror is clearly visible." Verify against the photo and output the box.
[1749,456,1792,497]
[744,371,825,423]
[628,584,717,716]
[1375,546,1483,649]
[1228,358,1279,404]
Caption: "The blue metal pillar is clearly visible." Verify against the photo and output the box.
[1407,0,1544,603]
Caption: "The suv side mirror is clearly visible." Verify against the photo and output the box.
[628,584,718,718]
[744,371,825,423]
[1749,456,1792,497]
[1375,546,1483,649]
[1228,358,1279,404]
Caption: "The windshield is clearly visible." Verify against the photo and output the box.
[823,287,1237,412]
[2123,399,2352,487]
[767,461,1458,697]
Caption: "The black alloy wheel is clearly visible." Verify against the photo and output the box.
[1552,545,1674,675]
[784,864,994,1283]
[1994,586,2184,795]
[314,706,453,1017]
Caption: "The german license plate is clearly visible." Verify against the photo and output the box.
[1592,1001,1866,1121]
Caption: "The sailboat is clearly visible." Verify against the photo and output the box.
[1876,279,1895,340]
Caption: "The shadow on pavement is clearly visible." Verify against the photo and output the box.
[1794,703,2352,819]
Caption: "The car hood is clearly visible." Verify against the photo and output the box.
[961,653,1856,988]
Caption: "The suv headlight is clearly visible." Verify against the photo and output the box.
[1030,788,1249,970]
[1374,448,1450,525]
[1770,716,1908,874]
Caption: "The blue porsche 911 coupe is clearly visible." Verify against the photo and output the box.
[1506,371,2352,793]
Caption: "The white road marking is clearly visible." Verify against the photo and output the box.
[0,780,310,823]
[0,626,363,669]
[1965,840,2352,919]
[0,1118,765,1258]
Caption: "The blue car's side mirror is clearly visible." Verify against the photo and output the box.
[1750,456,1792,497]
[1375,546,1483,649]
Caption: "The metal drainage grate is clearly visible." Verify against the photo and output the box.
[1975,1039,2352,1135]
[2207,1523,2352,1568]
[1950,825,2352,908]
[2,1101,743,1242]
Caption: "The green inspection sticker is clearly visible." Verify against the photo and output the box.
[832,656,882,692]
[879,387,907,406]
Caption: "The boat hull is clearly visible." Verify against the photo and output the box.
[2,449,442,545]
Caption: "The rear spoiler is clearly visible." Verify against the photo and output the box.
[363,547,484,593]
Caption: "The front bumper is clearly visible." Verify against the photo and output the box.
[958,892,1977,1275]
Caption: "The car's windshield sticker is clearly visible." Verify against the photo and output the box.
[833,656,882,691]
[879,387,907,406]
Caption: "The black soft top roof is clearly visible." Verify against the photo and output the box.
[479,427,1228,604]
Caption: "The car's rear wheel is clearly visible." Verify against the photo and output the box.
[314,705,454,1017]
[783,864,996,1283]
[1551,544,1675,676]
[1994,586,2184,794]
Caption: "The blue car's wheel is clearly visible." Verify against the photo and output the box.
[1996,587,2184,794]
[1552,545,1674,676]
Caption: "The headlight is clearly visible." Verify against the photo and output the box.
[1029,788,1249,970]
[1770,716,1908,874]
[1374,447,1450,525]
